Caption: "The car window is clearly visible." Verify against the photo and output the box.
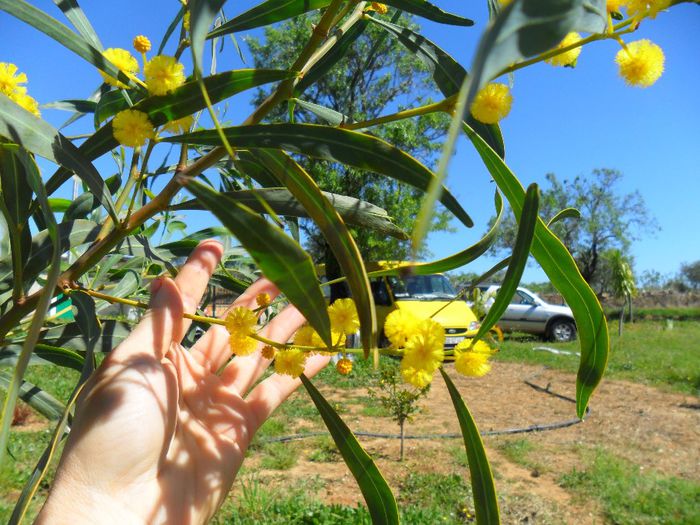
[370,278,391,306]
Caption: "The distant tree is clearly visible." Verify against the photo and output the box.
[639,269,666,290]
[488,169,658,292]
[247,13,452,269]
[679,261,700,290]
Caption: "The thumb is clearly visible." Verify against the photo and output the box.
[112,277,184,361]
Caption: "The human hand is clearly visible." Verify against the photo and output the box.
[37,240,330,524]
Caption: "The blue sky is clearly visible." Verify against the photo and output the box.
[2,1,699,282]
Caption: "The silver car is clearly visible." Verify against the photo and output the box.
[476,285,577,342]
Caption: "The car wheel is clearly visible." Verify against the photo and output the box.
[548,319,577,342]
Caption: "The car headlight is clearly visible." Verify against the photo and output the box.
[469,321,480,331]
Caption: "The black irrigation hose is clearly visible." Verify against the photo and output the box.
[259,378,591,444]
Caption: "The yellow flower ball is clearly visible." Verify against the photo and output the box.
[144,55,186,96]
[402,319,445,372]
[256,292,271,308]
[261,345,276,360]
[229,333,257,356]
[328,298,360,335]
[162,115,194,134]
[470,83,513,125]
[625,0,671,19]
[383,309,419,348]
[545,32,582,67]
[369,2,389,14]
[274,349,307,377]
[0,62,28,98]
[10,92,40,117]
[400,358,434,388]
[225,306,257,337]
[112,109,155,148]
[615,39,665,88]
[336,358,353,376]
[133,35,152,53]
[100,48,139,89]
[607,0,625,13]
[311,328,344,355]
[454,340,493,377]
[293,325,315,347]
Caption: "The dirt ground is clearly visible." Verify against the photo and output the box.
[244,361,700,524]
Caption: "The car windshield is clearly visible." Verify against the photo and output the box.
[388,274,457,300]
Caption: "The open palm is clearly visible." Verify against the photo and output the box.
[38,241,329,524]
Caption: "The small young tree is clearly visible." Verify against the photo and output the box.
[608,250,637,335]
[368,363,430,461]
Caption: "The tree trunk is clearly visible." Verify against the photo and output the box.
[627,294,634,324]
[399,420,405,462]
[618,306,623,336]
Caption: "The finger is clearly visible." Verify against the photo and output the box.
[220,305,306,395]
[108,278,184,362]
[244,353,330,431]
[190,278,279,372]
[173,239,223,343]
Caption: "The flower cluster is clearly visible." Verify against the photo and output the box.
[383,309,494,388]
[469,0,669,125]
[0,63,40,117]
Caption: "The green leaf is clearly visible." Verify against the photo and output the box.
[253,150,377,353]
[0,148,62,467]
[291,98,354,127]
[368,17,504,158]
[367,191,503,277]
[473,184,538,343]
[48,198,73,213]
[0,94,118,221]
[42,99,98,113]
[0,344,85,371]
[190,0,227,75]
[158,5,186,55]
[184,178,332,346]
[93,89,132,127]
[210,0,472,39]
[548,207,581,226]
[163,123,473,228]
[0,372,65,421]
[464,123,608,418]
[0,0,137,89]
[440,368,500,524]
[172,188,408,239]
[45,69,295,195]
[301,374,399,524]
[71,294,100,372]
[51,0,102,50]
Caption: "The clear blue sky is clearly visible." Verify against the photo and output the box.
[2,1,699,282]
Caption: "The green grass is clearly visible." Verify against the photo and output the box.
[493,320,700,395]
[560,448,700,524]
[605,306,700,321]
[307,436,340,463]
[495,437,543,473]
[259,442,299,470]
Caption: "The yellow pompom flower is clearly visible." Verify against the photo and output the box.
[256,292,271,308]
[10,92,40,117]
[162,115,194,134]
[261,345,276,360]
[400,359,434,388]
[0,62,28,97]
[100,48,139,89]
[470,83,513,125]
[133,35,152,53]
[402,319,445,372]
[336,358,353,376]
[328,298,360,335]
[545,32,582,67]
[225,306,257,337]
[274,349,307,377]
[607,0,625,13]
[293,325,315,346]
[311,328,344,355]
[144,55,185,96]
[625,0,671,19]
[229,333,257,356]
[112,109,155,148]
[369,2,388,14]
[615,39,665,88]
[383,309,419,348]
[454,340,493,377]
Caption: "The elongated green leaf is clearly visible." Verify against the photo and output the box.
[158,5,186,55]
[0,0,137,89]
[548,207,581,226]
[0,344,85,371]
[48,198,72,213]
[254,150,377,353]
[210,0,472,39]
[368,17,503,158]
[172,188,408,239]
[464,124,608,418]
[301,374,399,524]
[42,99,97,113]
[71,293,100,367]
[0,94,117,220]
[190,0,227,75]
[459,0,606,124]
[440,368,500,524]
[51,0,102,50]
[368,191,503,278]
[164,123,473,228]
[0,372,65,421]
[93,90,132,127]
[0,149,62,467]
[473,184,538,343]
[45,69,294,195]
[291,98,354,126]
[184,179,332,346]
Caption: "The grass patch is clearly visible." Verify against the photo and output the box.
[605,306,700,321]
[496,437,543,473]
[560,449,700,524]
[307,436,340,463]
[493,320,700,395]
[259,442,299,470]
